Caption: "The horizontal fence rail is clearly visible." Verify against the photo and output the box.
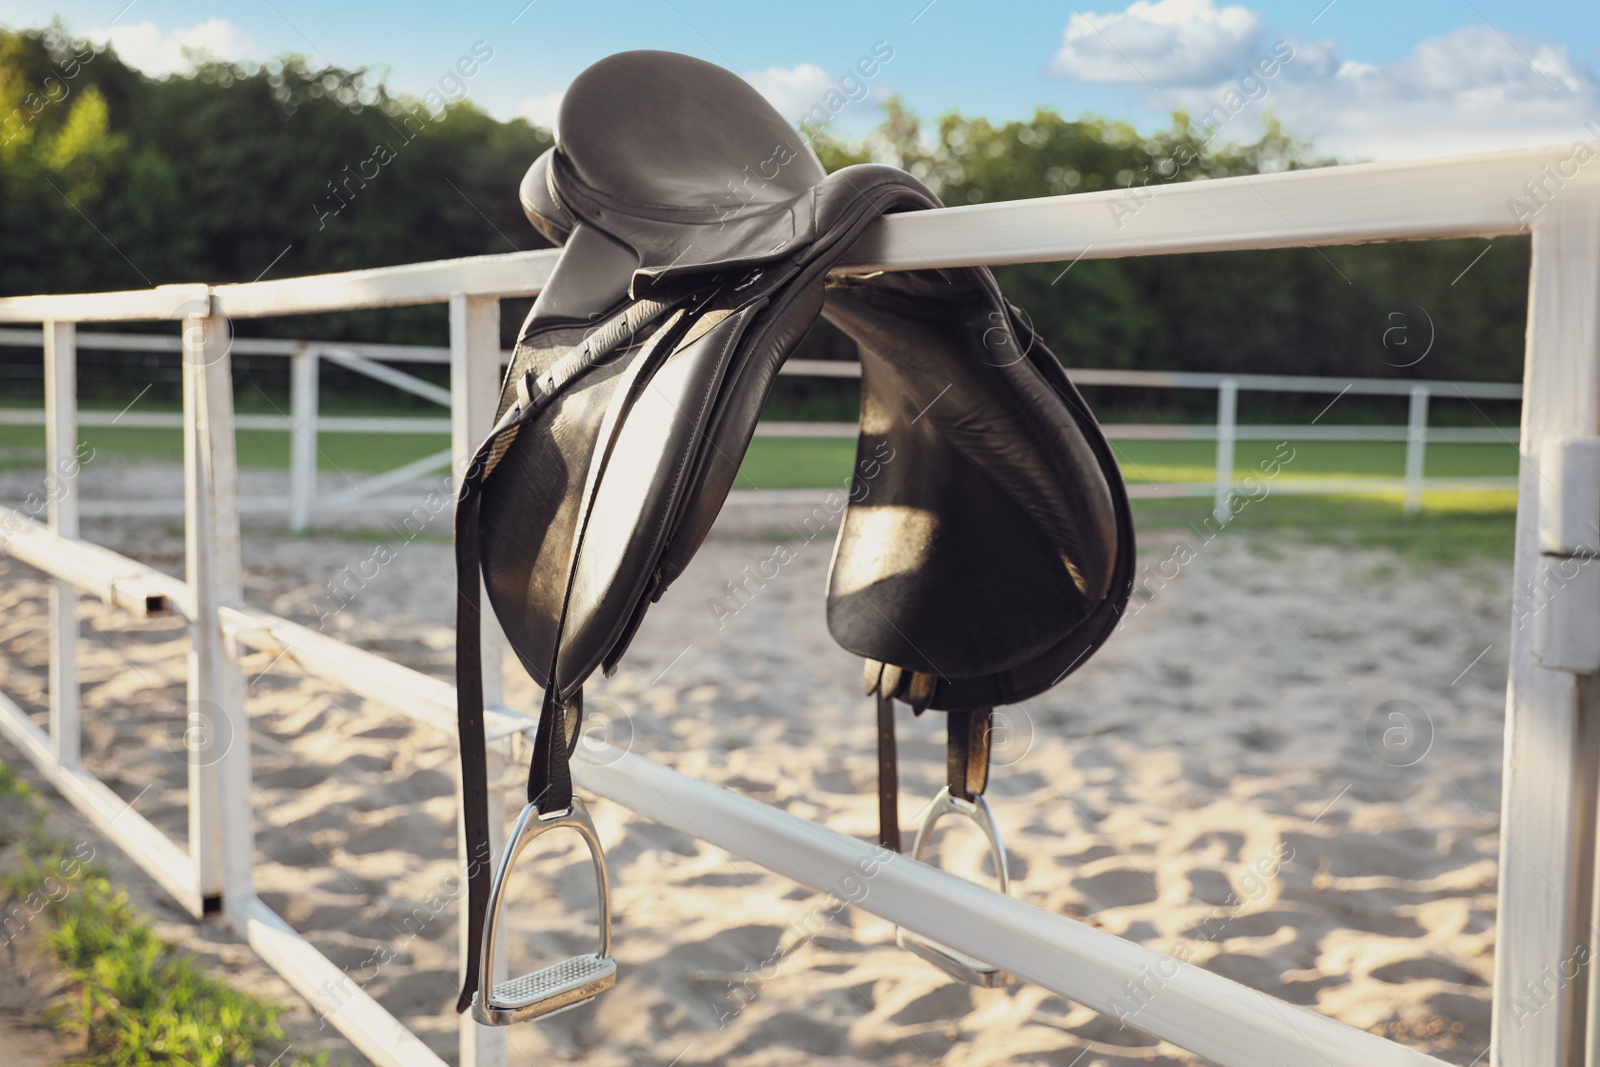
[834,143,1570,272]
[0,139,1595,1067]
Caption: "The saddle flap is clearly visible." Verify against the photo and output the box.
[481,297,769,698]
[556,302,767,693]
[822,272,1120,688]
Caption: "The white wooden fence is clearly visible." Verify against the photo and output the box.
[0,334,1519,530]
[0,140,1597,1067]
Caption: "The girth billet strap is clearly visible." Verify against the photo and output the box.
[875,692,901,852]
[870,678,993,852]
[945,707,994,802]
[529,685,577,811]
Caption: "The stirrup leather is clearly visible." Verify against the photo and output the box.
[471,797,616,1025]
[895,786,1013,988]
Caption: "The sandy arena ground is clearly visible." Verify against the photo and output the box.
[0,460,1510,1066]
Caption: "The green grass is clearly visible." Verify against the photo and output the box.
[1,407,1521,486]
[0,758,332,1067]
[1115,439,1518,565]
[0,422,444,474]
[733,436,1517,565]
[0,412,1522,562]
[0,760,44,845]
[1130,493,1516,566]
[1112,439,1520,483]
[736,438,1523,492]
[737,437,861,490]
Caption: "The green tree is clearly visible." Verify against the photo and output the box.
[809,100,1528,400]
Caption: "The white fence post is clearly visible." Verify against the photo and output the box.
[43,320,80,766]
[183,306,256,914]
[450,293,509,1067]
[1214,378,1238,522]
[1403,385,1429,516]
[288,342,319,533]
[1490,204,1600,1067]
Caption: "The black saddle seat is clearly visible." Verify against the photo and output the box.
[545,50,827,283]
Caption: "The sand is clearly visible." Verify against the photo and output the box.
[0,459,1508,1065]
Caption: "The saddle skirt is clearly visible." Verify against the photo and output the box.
[454,49,1134,1015]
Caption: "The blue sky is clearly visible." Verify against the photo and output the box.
[4,0,1596,161]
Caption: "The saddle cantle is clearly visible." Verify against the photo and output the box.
[454,50,1134,1022]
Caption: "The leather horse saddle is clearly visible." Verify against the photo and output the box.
[454,50,1134,1024]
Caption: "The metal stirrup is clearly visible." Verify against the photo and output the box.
[896,707,1011,987]
[471,797,617,1025]
[895,787,1012,987]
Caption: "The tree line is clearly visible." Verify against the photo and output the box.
[1,24,1529,415]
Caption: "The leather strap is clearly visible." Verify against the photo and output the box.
[454,293,703,1013]
[453,413,583,1013]
[875,691,900,852]
[946,708,994,802]
[528,683,576,811]
[454,469,492,1013]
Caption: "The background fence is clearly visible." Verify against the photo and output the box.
[0,327,1521,528]
[1,139,1597,1067]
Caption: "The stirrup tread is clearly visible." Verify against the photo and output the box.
[896,930,1007,988]
[477,954,617,1023]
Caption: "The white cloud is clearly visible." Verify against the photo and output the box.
[84,18,263,77]
[1367,25,1592,98]
[744,63,838,122]
[1051,0,1261,87]
[517,90,565,132]
[1221,25,1600,160]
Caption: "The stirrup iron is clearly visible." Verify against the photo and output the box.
[895,786,1012,987]
[471,797,616,1025]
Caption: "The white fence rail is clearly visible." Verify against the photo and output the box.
[0,141,1597,1067]
[0,328,1520,528]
